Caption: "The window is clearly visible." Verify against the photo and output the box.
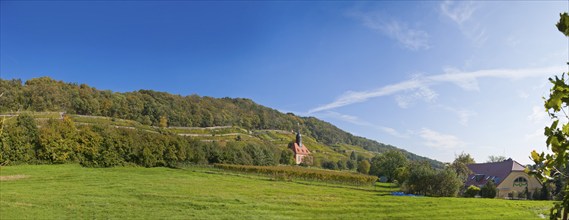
[513,177,528,187]
[474,174,485,182]
[494,177,501,184]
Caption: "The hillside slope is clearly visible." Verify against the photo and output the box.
[0,77,442,167]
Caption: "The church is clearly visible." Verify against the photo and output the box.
[290,129,311,164]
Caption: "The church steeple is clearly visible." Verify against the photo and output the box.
[296,124,302,148]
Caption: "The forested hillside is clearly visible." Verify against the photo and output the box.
[0,77,441,167]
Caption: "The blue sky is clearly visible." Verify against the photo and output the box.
[1,1,568,164]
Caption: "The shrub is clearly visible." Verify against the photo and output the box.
[541,185,550,200]
[480,181,497,198]
[533,188,542,200]
[464,185,480,197]
[518,191,527,200]
[321,160,338,170]
[336,160,346,170]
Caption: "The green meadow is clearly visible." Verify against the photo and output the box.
[0,164,551,219]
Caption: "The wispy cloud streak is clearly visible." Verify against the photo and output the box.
[419,128,465,150]
[348,11,430,50]
[318,111,408,138]
[308,66,564,113]
[440,1,486,46]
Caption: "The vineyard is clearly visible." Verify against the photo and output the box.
[214,164,378,186]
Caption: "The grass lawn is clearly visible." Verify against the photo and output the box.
[0,164,552,219]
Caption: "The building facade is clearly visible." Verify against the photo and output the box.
[465,158,542,198]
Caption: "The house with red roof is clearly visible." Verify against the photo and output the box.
[465,158,542,198]
[290,129,311,164]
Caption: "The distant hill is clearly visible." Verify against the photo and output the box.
[0,77,443,168]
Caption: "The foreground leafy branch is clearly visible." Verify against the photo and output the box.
[530,12,569,220]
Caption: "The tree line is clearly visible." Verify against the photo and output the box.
[0,114,292,167]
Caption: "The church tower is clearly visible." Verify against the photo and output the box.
[296,128,302,148]
[290,124,310,164]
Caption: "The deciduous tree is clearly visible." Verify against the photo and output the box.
[487,155,507,163]
[357,160,370,174]
[369,150,408,182]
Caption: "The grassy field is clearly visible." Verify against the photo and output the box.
[0,164,552,219]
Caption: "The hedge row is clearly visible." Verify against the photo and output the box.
[214,164,378,186]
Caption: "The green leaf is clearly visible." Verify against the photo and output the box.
[531,150,541,162]
[556,12,569,37]
[562,123,569,136]
[551,120,559,130]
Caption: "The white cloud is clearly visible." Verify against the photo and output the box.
[309,79,424,113]
[308,65,564,113]
[506,35,522,48]
[318,111,408,138]
[395,85,438,108]
[517,90,529,99]
[378,126,407,138]
[440,1,476,25]
[528,105,548,124]
[524,128,544,141]
[439,67,480,91]
[440,1,487,46]
[456,110,476,126]
[349,11,430,50]
[419,128,466,150]
[379,20,430,50]
[321,111,367,126]
[435,105,477,126]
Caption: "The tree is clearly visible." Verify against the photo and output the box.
[279,149,295,165]
[487,155,507,163]
[369,150,408,182]
[159,115,168,128]
[479,180,497,198]
[465,185,480,198]
[402,161,436,196]
[450,152,475,183]
[350,151,357,161]
[433,168,463,197]
[394,166,409,184]
[336,160,346,170]
[346,159,356,170]
[357,160,370,174]
[454,152,475,164]
[2,114,40,163]
[530,12,569,220]
[37,117,79,163]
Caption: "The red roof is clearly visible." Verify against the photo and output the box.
[465,158,525,187]
[292,143,310,155]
